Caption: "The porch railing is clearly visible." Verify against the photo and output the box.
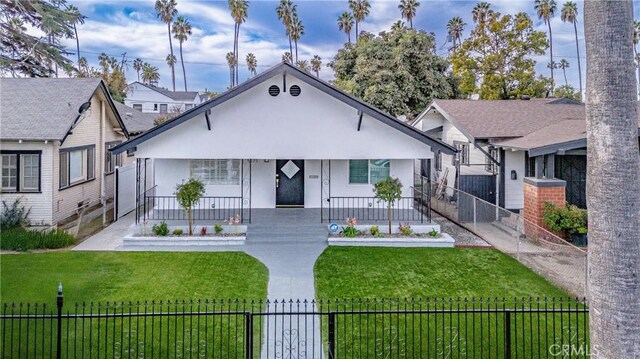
[323,187,431,223]
[137,191,250,224]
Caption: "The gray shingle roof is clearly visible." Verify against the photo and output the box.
[0,77,103,140]
[432,98,586,139]
[113,101,159,135]
[132,82,199,101]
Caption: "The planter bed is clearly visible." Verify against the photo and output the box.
[328,233,455,248]
[124,224,247,246]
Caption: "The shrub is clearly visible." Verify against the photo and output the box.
[0,198,31,230]
[152,221,169,236]
[373,177,403,234]
[172,229,184,236]
[399,223,413,236]
[370,225,380,236]
[342,217,358,237]
[175,178,205,235]
[0,227,75,251]
[214,224,224,234]
[428,228,440,238]
[543,202,588,235]
[200,226,207,236]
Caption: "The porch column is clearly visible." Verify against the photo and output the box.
[523,177,566,238]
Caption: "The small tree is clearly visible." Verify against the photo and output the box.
[175,178,205,235]
[373,177,403,234]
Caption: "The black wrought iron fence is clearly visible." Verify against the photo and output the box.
[137,191,250,224]
[1,291,589,359]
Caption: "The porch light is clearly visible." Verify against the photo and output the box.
[511,170,518,180]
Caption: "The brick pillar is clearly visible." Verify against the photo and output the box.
[523,177,566,238]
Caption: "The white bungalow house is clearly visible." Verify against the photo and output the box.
[125,82,205,114]
[0,78,135,227]
[413,98,640,211]
[111,62,456,224]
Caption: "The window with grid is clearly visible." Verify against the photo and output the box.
[452,141,470,166]
[485,147,498,173]
[190,159,240,185]
[349,160,390,184]
[1,152,40,192]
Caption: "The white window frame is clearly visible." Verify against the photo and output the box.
[105,141,122,174]
[60,145,95,189]
[190,159,241,186]
[348,159,391,185]
[453,141,470,166]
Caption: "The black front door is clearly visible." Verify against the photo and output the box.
[276,160,305,207]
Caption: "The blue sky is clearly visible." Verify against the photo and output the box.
[65,0,640,93]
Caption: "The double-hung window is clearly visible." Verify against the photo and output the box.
[159,104,168,113]
[434,151,442,171]
[105,141,122,174]
[348,160,390,184]
[452,141,470,166]
[60,145,95,189]
[1,151,41,192]
[190,159,240,185]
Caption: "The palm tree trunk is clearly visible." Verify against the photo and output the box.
[167,23,176,91]
[180,42,187,91]
[235,23,239,86]
[548,21,554,85]
[410,18,413,29]
[137,71,140,82]
[584,1,640,357]
[288,35,293,60]
[574,21,583,99]
[74,24,80,66]
[294,40,298,62]
[355,21,359,41]
[563,68,568,86]
[348,31,351,44]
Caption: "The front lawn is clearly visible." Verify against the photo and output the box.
[314,247,569,299]
[1,252,268,304]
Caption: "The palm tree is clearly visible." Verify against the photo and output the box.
[558,59,569,86]
[172,16,192,91]
[295,60,309,72]
[310,55,321,77]
[226,51,236,87]
[141,63,160,85]
[282,51,292,63]
[584,1,640,356]
[337,11,354,43]
[133,58,144,82]
[446,17,466,50]
[246,52,257,76]
[349,0,370,41]
[472,2,492,24]
[229,0,249,86]
[276,0,297,58]
[98,53,109,73]
[166,54,177,74]
[535,0,557,86]
[289,15,304,62]
[155,0,178,91]
[78,57,88,73]
[67,5,85,68]
[561,1,582,99]
[398,0,420,29]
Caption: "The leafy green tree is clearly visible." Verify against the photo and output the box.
[398,0,420,29]
[1,0,83,77]
[554,85,580,101]
[337,11,354,43]
[450,11,551,99]
[155,0,177,91]
[172,16,192,91]
[373,177,403,234]
[329,26,457,120]
[175,178,205,235]
[82,53,128,102]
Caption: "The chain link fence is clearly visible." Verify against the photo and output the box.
[431,185,588,299]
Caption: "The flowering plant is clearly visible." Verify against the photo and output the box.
[226,214,242,234]
[342,217,358,237]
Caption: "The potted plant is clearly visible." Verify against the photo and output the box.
[373,177,403,234]
[543,202,588,246]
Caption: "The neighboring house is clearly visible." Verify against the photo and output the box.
[0,78,131,226]
[113,101,160,136]
[414,98,598,211]
[112,62,455,224]
[124,82,204,115]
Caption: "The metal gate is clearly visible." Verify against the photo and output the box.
[114,163,136,219]
[458,175,497,222]
[555,155,587,208]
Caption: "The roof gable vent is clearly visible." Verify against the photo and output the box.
[290,85,301,96]
[268,85,280,96]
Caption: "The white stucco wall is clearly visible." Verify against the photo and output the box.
[134,76,435,160]
[503,149,526,210]
[152,158,415,209]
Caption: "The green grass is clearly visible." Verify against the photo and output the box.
[315,247,570,299]
[1,252,268,304]
[0,227,76,251]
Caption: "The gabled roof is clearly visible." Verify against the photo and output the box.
[130,81,200,101]
[425,98,585,140]
[113,101,160,135]
[113,62,456,155]
[0,77,128,141]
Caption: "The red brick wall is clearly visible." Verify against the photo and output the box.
[523,179,566,240]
